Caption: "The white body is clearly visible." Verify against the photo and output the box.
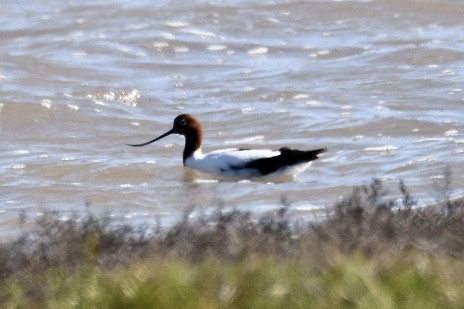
[185,148,312,178]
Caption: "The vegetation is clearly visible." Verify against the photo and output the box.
[1,176,464,308]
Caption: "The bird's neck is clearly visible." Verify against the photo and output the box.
[183,131,202,164]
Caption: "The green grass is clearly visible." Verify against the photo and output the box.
[3,254,464,308]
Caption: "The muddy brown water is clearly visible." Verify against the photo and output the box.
[1,0,463,236]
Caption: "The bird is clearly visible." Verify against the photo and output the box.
[127,114,326,179]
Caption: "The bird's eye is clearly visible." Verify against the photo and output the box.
[178,118,187,126]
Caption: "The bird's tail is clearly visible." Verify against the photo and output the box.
[279,147,326,163]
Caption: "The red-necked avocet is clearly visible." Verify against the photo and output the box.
[128,114,326,179]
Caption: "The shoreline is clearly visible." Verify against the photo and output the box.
[2,179,464,307]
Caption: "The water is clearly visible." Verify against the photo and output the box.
[1,0,464,236]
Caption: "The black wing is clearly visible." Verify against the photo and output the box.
[244,147,326,176]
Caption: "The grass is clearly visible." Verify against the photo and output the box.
[3,253,464,308]
[1,176,464,308]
